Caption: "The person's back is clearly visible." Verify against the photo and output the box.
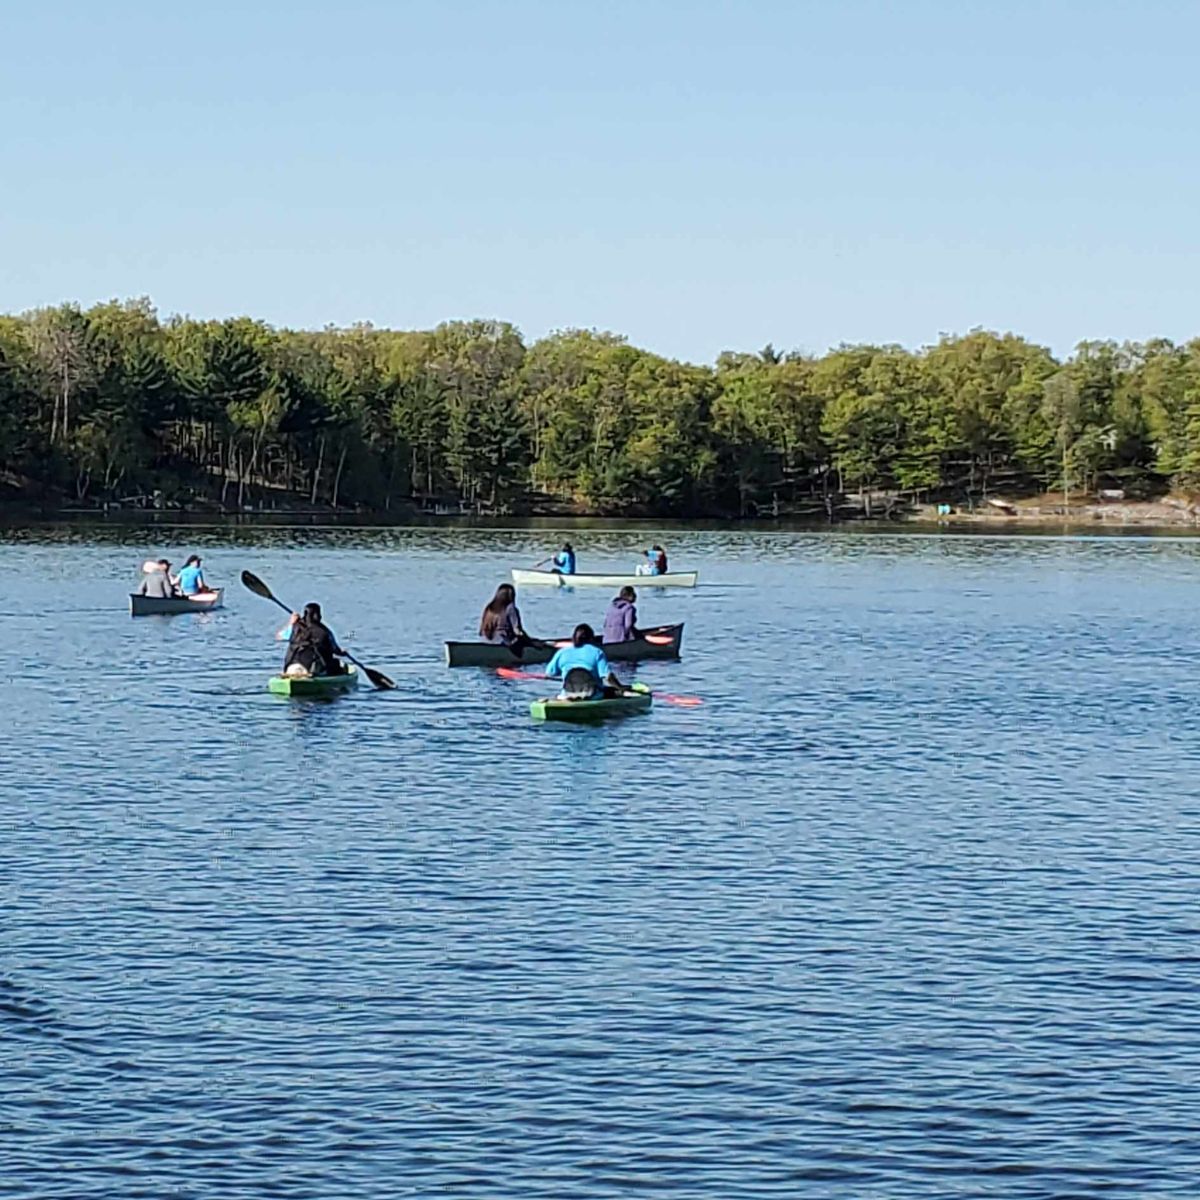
[553,545,576,574]
[177,562,204,595]
[480,585,525,646]
[546,623,616,699]
[138,568,175,599]
[494,602,523,644]
[546,642,609,690]
[283,604,344,676]
[604,596,637,643]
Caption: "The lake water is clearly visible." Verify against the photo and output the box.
[3,523,1199,1198]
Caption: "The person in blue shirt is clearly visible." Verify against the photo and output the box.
[551,542,576,574]
[545,623,620,699]
[636,545,668,576]
[176,554,210,596]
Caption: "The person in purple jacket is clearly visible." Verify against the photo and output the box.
[603,586,642,643]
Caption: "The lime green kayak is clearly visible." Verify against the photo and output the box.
[530,682,652,722]
[268,665,359,697]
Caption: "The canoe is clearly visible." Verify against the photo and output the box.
[511,569,698,589]
[268,665,359,697]
[130,588,224,617]
[445,623,684,668]
[531,681,653,723]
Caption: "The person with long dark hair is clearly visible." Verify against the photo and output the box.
[278,602,347,677]
[177,554,210,596]
[479,583,530,649]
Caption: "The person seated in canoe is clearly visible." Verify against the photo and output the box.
[603,586,642,643]
[479,583,533,652]
[636,545,668,576]
[137,559,179,599]
[177,554,210,596]
[550,542,576,575]
[545,623,622,700]
[278,602,347,677]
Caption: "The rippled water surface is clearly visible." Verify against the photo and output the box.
[3,523,1199,1198]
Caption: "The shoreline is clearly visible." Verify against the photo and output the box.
[3,499,1200,537]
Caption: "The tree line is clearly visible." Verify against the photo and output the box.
[1,297,1199,516]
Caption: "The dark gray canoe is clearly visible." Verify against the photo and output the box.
[444,623,684,668]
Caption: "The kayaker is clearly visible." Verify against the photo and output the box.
[545,623,620,699]
[137,559,178,599]
[603,586,641,643]
[551,542,576,575]
[177,554,209,596]
[479,583,531,650]
[278,602,347,677]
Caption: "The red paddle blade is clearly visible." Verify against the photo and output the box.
[657,694,703,707]
[496,667,545,681]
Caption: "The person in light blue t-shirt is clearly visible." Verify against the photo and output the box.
[176,554,209,595]
[551,542,576,575]
[545,623,620,699]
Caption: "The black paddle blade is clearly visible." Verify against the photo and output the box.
[362,665,397,690]
[241,570,274,601]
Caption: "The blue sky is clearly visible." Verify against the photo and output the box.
[2,0,1197,362]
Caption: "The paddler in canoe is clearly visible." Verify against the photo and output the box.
[277,602,348,677]
[545,622,623,700]
[603,586,642,643]
[548,542,576,575]
[176,554,211,596]
[137,558,179,599]
[479,583,536,655]
[636,544,668,576]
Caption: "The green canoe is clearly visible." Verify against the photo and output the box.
[268,665,359,697]
[530,681,652,723]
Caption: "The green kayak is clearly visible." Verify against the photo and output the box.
[530,682,652,723]
[268,665,359,697]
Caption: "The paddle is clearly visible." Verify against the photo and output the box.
[240,570,396,690]
[495,666,703,706]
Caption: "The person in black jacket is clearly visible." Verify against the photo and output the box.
[278,602,347,676]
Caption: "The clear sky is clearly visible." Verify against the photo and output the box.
[3,0,1198,363]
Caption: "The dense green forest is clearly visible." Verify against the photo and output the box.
[2,298,1199,516]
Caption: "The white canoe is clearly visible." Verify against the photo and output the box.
[130,588,224,616]
[511,569,698,589]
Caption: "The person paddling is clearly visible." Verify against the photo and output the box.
[278,602,347,677]
[603,586,641,643]
[545,622,621,700]
[637,544,668,576]
[137,559,179,599]
[551,542,576,575]
[479,583,532,651]
[177,554,210,596]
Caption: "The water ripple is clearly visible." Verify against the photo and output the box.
[2,526,1199,1197]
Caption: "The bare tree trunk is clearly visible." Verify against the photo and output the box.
[311,434,325,504]
[332,443,348,508]
[61,359,71,442]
